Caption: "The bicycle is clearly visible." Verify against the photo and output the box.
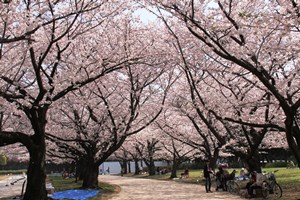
[261,170,282,199]
[227,179,240,195]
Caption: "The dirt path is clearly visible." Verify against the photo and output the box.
[99,175,244,200]
[0,175,26,199]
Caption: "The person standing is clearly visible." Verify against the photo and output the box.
[203,160,213,193]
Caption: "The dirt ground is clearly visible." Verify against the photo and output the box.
[99,175,245,200]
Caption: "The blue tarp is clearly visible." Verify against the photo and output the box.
[52,189,99,200]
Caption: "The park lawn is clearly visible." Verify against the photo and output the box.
[50,176,118,200]
[262,168,300,200]
[183,167,300,200]
[127,167,300,200]
[0,169,26,176]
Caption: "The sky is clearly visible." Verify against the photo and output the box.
[133,7,158,23]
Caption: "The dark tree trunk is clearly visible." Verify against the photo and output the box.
[169,152,182,179]
[140,160,143,167]
[148,157,156,176]
[23,108,48,200]
[170,161,179,179]
[82,162,99,188]
[128,162,131,173]
[119,160,128,174]
[75,158,85,182]
[207,148,220,171]
[23,145,47,200]
[245,150,262,173]
[134,159,140,175]
[76,158,86,181]
[285,117,300,167]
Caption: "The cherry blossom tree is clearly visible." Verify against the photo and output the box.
[149,0,300,165]
[113,139,143,175]
[156,118,197,178]
[46,55,173,187]
[114,146,132,175]
[125,145,143,175]
[207,69,284,172]
[150,21,227,168]
[137,139,160,175]
[0,1,145,199]
[147,8,282,172]
[0,103,30,165]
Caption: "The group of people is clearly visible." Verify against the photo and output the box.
[156,167,169,175]
[215,167,236,191]
[203,160,236,193]
[62,170,75,179]
[99,167,110,175]
[203,160,258,196]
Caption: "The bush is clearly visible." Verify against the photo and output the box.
[0,155,7,166]
[264,161,287,168]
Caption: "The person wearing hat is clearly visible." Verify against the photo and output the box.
[239,168,246,179]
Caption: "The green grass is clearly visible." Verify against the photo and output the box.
[261,168,300,200]
[0,174,116,200]
[1,168,299,199]
[0,171,117,199]
[49,176,117,200]
[125,167,300,200]
[49,176,82,191]
[0,169,26,175]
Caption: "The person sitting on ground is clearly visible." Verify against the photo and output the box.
[156,167,160,175]
[287,161,295,168]
[62,171,69,179]
[239,168,246,178]
[228,169,236,180]
[181,168,189,178]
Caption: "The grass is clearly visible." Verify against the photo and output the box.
[262,168,300,200]
[1,168,299,199]
[123,167,300,200]
[49,176,118,200]
[0,174,117,200]
[0,169,26,175]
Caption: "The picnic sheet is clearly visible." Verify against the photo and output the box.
[52,189,99,200]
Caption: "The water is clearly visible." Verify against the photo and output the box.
[99,161,168,174]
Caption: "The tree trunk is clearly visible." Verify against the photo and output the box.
[245,150,262,173]
[134,159,140,175]
[207,148,220,171]
[23,145,47,200]
[119,160,128,174]
[170,161,179,179]
[285,117,300,167]
[23,108,48,200]
[75,158,85,182]
[82,162,99,188]
[148,157,156,176]
[128,162,131,173]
